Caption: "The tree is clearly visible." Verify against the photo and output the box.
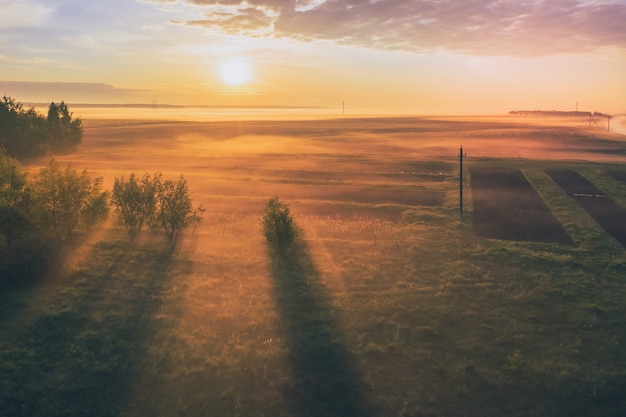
[0,97,82,157]
[262,196,300,253]
[47,101,83,151]
[33,159,104,237]
[0,96,46,156]
[112,172,156,243]
[151,174,203,243]
[81,177,109,233]
[0,148,28,207]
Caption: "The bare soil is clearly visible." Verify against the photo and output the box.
[547,170,626,247]
[470,167,575,245]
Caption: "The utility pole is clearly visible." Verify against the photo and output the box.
[458,145,467,222]
[342,100,345,116]
[608,115,611,132]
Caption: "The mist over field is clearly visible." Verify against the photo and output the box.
[2,105,626,417]
[2,0,626,414]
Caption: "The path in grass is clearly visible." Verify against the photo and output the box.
[469,167,574,245]
[547,170,626,247]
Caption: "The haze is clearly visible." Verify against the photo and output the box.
[1,0,626,114]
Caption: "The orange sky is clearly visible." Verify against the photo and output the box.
[1,0,625,114]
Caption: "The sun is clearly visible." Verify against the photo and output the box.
[219,59,251,86]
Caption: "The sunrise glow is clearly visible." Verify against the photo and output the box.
[219,59,251,86]
[0,1,624,114]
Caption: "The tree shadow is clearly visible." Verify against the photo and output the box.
[268,241,373,417]
[0,240,186,417]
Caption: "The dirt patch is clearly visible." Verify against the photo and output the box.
[547,170,626,247]
[470,167,574,245]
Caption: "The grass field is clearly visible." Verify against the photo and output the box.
[2,115,626,416]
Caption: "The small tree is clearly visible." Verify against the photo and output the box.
[151,174,203,243]
[262,196,300,253]
[0,148,28,207]
[112,172,156,243]
[81,177,109,233]
[33,159,101,237]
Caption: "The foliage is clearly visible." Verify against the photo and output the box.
[32,159,105,238]
[0,148,28,207]
[0,158,104,285]
[81,177,109,233]
[46,101,83,151]
[262,196,301,253]
[507,349,523,372]
[0,96,82,157]
[151,174,203,243]
[112,172,156,243]
[0,205,32,248]
[0,96,46,156]
[0,231,60,285]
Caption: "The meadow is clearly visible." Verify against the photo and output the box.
[2,113,626,416]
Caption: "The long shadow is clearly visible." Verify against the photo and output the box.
[0,240,184,417]
[268,241,373,417]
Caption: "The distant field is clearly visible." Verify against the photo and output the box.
[3,115,626,417]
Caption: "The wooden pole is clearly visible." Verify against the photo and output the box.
[458,145,467,222]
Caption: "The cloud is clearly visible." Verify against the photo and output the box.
[171,0,626,55]
[0,81,150,103]
[0,0,54,28]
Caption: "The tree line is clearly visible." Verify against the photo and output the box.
[0,96,83,157]
[0,151,203,285]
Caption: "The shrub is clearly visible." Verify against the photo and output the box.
[32,159,106,237]
[81,177,109,233]
[112,173,156,244]
[0,205,32,248]
[151,174,203,243]
[0,148,28,207]
[262,196,300,253]
[0,231,60,286]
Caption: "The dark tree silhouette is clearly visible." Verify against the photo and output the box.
[0,96,82,157]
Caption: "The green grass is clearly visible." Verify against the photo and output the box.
[2,157,626,416]
[0,238,191,417]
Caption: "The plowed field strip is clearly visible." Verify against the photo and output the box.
[470,167,574,245]
[547,170,626,247]
[609,171,626,184]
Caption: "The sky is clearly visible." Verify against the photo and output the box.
[1,0,625,114]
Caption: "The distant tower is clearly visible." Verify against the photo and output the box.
[342,100,345,115]
[576,101,578,112]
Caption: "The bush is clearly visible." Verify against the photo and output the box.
[0,148,28,207]
[32,159,107,237]
[0,205,32,248]
[151,174,203,243]
[112,173,156,244]
[0,231,61,286]
[262,196,301,253]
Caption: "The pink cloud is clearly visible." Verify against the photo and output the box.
[174,0,626,55]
